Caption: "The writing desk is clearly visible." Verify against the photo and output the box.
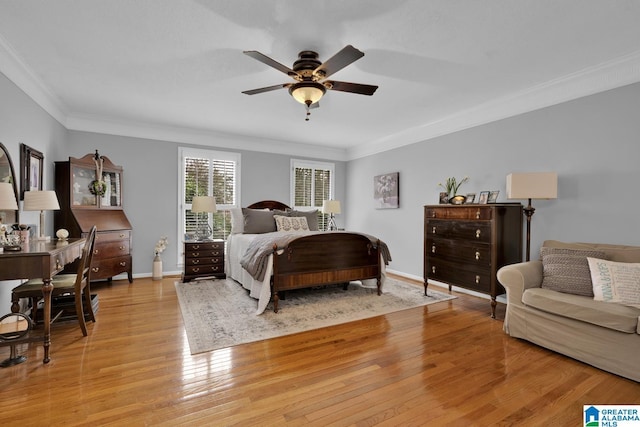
[0,238,85,363]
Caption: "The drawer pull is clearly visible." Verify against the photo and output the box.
[192,259,200,264]
[119,262,126,267]
[93,249,99,255]
[476,209,481,219]
[192,245,200,250]
[475,275,480,284]
[55,259,62,270]
[432,266,436,274]
[432,226,436,234]
[119,246,125,250]
[119,233,126,238]
[431,245,436,254]
[192,267,200,273]
[476,229,481,238]
[212,251,220,256]
[431,211,436,218]
[92,267,100,273]
[475,251,480,260]
[192,252,199,257]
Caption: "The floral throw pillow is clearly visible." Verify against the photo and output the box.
[274,215,309,232]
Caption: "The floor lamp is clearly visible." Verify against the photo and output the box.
[322,200,341,231]
[192,196,217,241]
[506,172,558,261]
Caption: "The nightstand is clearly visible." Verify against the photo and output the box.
[181,240,225,282]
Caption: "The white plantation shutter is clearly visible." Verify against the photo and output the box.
[291,160,334,231]
[179,148,240,249]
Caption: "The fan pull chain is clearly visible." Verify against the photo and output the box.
[305,103,311,121]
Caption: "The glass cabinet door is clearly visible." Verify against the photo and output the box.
[71,165,97,207]
[100,171,122,208]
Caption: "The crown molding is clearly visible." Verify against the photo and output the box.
[346,50,640,160]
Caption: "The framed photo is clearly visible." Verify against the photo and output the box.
[19,143,43,200]
[478,191,490,204]
[439,192,448,204]
[374,172,399,209]
[488,190,500,203]
[465,193,476,204]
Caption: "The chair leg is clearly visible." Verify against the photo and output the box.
[75,291,88,337]
[83,289,95,323]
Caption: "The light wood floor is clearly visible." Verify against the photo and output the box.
[1,275,638,426]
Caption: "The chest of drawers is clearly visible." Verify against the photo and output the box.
[182,240,225,282]
[424,204,522,317]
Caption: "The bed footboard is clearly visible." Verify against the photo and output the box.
[271,233,381,312]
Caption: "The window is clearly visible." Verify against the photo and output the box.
[179,148,240,245]
[291,159,334,230]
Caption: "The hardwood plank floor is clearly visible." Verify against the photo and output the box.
[1,275,638,426]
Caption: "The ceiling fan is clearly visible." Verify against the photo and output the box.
[242,45,378,120]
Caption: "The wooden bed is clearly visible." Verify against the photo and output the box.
[246,201,383,313]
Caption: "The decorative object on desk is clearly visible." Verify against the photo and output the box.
[506,172,558,261]
[439,176,469,203]
[448,195,466,205]
[478,191,490,204]
[89,150,107,196]
[56,228,69,240]
[487,190,500,203]
[19,143,43,200]
[152,236,168,281]
[191,196,216,240]
[438,192,448,204]
[23,190,60,241]
[465,193,476,204]
[322,199,341,231]
[0,312,34,367]
[374,172,399,209]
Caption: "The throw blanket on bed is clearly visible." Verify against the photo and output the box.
[239,231,392,281]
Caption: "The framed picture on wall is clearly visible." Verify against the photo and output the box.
[19,143,43,200]
[373,172,399,209]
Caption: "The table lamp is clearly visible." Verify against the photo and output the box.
[506,172,558,261]
[322,200,341,231]
[192,196,217,240]
[0,182,18,212]
[23,190,61,241]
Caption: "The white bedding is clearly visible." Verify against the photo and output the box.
[226,232,386,314]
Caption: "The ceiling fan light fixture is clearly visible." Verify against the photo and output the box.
[289,82,326,105]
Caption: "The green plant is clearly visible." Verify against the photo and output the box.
[439,176,469,197]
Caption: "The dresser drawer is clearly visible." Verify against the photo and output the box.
[185,241,223,252]
[426,238,491,267]
[425,206,492,220]
[94,239,130,258]
[94,230,131,242]
[426,220,492,243]
[90,255,131,279]
[185,263,224,276]
[185,256,223,267]
[427,259,492,294]
[185,248,223,259]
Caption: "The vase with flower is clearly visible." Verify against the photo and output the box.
[439,176,470,204]
[152,236,168,281]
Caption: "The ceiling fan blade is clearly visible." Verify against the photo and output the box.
[242,83,291,95]
[243,51,298,76]
[327,81,378,96]
[314,45,364,79]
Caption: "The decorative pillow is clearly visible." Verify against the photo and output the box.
[540,247,607,296]
[587,257,640,308]
[230,208,244,234]
[289,209,319,231]
[274,215,310,232]
[241,208,276,234]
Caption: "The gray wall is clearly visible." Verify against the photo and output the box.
[346,82,640,280]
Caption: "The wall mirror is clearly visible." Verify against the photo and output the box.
[0,142,20,224]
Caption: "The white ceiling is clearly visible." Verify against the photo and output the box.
[1,0,640,160]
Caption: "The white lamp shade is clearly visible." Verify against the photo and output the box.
[23,190,61,211]
[322,200,341,214]
[290,82,326,105]
[506,172,558,200]
[192,196,217,213]
[0,182,18,210]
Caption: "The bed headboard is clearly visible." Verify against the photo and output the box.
[247,200,291,211]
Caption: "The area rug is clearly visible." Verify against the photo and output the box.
[175,278,456,355]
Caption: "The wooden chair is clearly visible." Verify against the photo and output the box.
[11,225,98,336]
